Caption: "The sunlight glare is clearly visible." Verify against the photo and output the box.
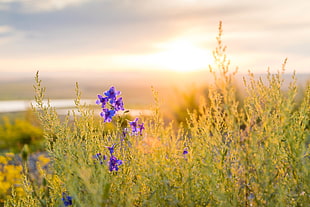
[148,39,213,72]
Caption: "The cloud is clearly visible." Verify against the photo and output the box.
[0,25,13,33]
[0,0,310,73]
[0,25,24,45]
[0,0,95,13]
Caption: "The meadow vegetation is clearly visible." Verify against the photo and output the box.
[1,22,309,206]
[0,114,43,153]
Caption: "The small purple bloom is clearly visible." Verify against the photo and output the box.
[129,118,139,133]
[94,153,101,161]
[96,95,109,108]
[93,153,105,164]
[97,86,125,122]
[107,144,115,155]
[129,118,145,135]
[183,148,188,155]
[114,97,125,111]
[62,193,73,206]
[138,123,145,135]
[109,155,123,172]
[104,86,121,100]
[122,128,128,138]
[100,109,116,122]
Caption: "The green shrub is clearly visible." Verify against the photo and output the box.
[0,116,44,153]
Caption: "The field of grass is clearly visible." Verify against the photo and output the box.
[1,22,310,206]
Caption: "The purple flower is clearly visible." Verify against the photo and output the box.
[62,193,73,206]
[100,109,116,122]
[122,128,128,138]
[96,95,109,108]
[129,118,145,135]
[104,86,121,100]
[107,144,115,155]
[114,97,125,111]
[129,118,138,133]
[183,148,188,155]
[93,153,106,164]
[97,86,125,122]
[138,123,145,135]
[109,155,123,172]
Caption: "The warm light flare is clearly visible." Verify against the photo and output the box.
[109,38,214,72]
[153,40,213,72]
[2,37,214,73]
[134,38,212,72]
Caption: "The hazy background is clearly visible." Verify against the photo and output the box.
[0,0,309,156]
[0,0,310,106]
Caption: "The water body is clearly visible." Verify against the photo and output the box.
[0,99,152,117]
[0,99,93,113]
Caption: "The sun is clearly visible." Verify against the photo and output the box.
[110,37,213,72]
[148,39,213,72]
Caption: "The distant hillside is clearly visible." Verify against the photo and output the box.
[0,70,309,107]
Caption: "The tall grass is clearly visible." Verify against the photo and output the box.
[5,22,310,206]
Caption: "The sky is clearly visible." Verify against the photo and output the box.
[0,0,310,75]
